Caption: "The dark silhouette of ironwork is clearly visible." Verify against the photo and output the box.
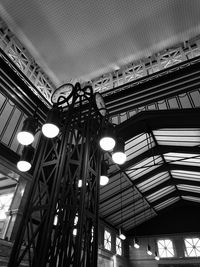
[8,83,103,267]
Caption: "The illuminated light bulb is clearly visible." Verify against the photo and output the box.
[119,233,126,240]
[17,145,34,172]
[99,123,116,151]
[119,228,126,240]
[78,180,82,188]
[100,175,109,186]
[133,238,140,249]
[147,250,152,256]
[134,243,140,249]
[99,137,115,151]
[155,252,160,261]
[17,117,37,145]
[17,131,34,146]
[78,180,88,187]
[73,228,77,236]
[54,215,58,226]
[17,160,31,172]
[42,123,59,138]
[147,245,152,255]
[112,152,126,165]
[112,138,126,165]
[42,106,60,138]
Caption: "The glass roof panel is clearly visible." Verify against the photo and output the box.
[153,128,200,146]
[164,152,200,167]
[137,172,170,192]
[171,170,200,181]
[177,184,200,193]
[182,196,200,203]
[154,197,180,211]
[126,156,163,181]
[146,186,176,202]
[125,133,155,161]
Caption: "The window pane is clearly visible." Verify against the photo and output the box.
[157,239,174,258]
[104,230,111,251]
[0,193,14,220]
[185,237,200,257]
[116,237,122,255]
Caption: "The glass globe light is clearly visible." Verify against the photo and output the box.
[100,175,109,186]
[42,123,59,138]
[17,160,31,172]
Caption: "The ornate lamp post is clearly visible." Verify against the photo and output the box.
[9,82,107,267]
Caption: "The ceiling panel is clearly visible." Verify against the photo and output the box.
[1,0,200,85]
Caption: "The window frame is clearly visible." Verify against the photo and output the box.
[116,236,122,256]
[157,238,175,258]
[104,229,112,251]
[184,237,200,257]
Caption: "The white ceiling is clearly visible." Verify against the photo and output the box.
[0,0,200,87]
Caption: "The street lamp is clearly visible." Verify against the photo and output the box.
[112,138,126,165]
[100,161,109,186]
[99,123,116,151]
[17,117,38,145]
[17,145,34,172]
[42,105,60,138]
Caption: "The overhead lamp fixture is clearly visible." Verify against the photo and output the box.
[54,215,58,226]
[112,138,126,165]
[119,228,126,240]
[42,106,60,138]
[100,161,109,186]
[17,145,34,172]
[119,173,126,240]
[73,228,77,236]
[78,179,82,188]
[78,179,89,187]
[133,238,140,249]
[17,117,38,145]
[147,244,152,256]
[155,252,160,261]
[73,213,78,236]
[99,123,116,151]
